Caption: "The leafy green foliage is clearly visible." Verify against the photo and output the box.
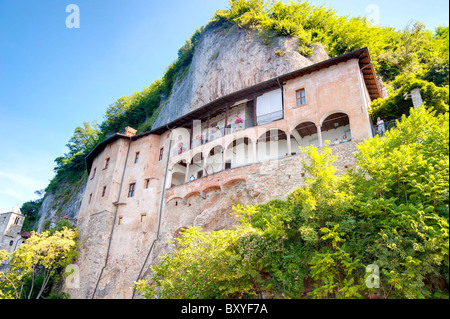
[135,226,261,299]
[213,1,448,85]
[20,197,43,232]
[370,75,449,122]
[213,1,448,125]
[137,106,448,299]
[46,121,100,194]
[0,227,79,299]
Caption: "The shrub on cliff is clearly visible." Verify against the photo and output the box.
[370,75,449,122]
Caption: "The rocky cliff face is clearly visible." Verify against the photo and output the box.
[36,179,86,233]
[152,25,329,129]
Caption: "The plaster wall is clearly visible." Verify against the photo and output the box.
[283,59,372,141]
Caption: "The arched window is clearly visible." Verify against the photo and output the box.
[188,153,205,180]
[205,145,224,175]
[225,137,252,169]
[291,121,319,153]
[169,160,188,187]
[321,112,352,144]
[256,129,288,162]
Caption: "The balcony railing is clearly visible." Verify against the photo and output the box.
[172,110,286,156]
[372,118,402,137]
[195,118,255,145]
[172,119,256,156]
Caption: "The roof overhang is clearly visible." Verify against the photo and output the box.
[85,133,129,175]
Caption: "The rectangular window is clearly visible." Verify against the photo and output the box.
[145,179,150,189]
[128,183,136,198]
[89,193,92,204]
[135,152,140,164]
[140,214,147,223]
[102,186,107,197]
[14,217,20,225]
[118,216,123,225]
[91,167,96,180]
[159,148,164,161]
[104,158,110,169]
[256,88,283,125]
[296,88,306,106]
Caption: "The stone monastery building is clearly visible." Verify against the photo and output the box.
[71,47,382,299]
[0,206,30,255]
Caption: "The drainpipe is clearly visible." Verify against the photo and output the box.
[92,136,132,299]
[132,129,173,299]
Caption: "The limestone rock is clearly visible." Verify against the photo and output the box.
[152,26,329,129]
[36,179,86,232]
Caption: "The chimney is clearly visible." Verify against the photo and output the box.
[124,126,137,137]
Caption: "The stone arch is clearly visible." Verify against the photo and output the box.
[290,118,318,135]
[201,185,221,194]
[221,178,246,188]
[202,141,224,159]
[205,144,224,175]
[224,136,253,169]
[291,121,320,152]
[167,196,184,207]
[223,130,256,149]
[256,128,289,161]
[187,152,205,180]
[319,109,350,126]
[169,160,187,187]
[184,191,200,200]
[320,111,352,143]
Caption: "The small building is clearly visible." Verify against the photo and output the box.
[0,206,29,254]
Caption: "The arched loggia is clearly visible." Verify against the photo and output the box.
[321,112,352,144]
[256,129,288,162]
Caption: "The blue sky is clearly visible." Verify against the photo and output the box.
[0,0,448,213]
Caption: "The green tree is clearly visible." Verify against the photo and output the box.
[135,225,260,299]
[20,198,43,232]
[66,121,100,157]
[1,227,79,299]
[370,76,449,121]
